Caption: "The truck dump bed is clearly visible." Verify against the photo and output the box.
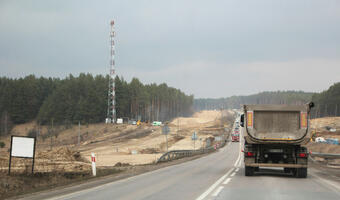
[243,104,311,144]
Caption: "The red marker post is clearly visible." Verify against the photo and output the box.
[91,153,96,176]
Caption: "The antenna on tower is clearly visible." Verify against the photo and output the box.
[106,20,116,124]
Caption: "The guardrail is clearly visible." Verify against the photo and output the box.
[310,152,340,159]
[157,141,227,163]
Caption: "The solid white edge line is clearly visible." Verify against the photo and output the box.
[195,168,234,200]
[223,178,231,185]
[196,141,240,200]
[234,154,240,167]
[212,186,224,197]
[311,173,340,193]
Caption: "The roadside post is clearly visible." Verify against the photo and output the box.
[192,132,198,150]
[91,153,96,176]
[162,125,170,152]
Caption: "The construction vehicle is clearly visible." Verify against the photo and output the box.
[240,103,314,178]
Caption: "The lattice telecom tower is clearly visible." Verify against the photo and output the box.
[106,20,116,123]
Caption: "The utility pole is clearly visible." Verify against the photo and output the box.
[50,118,54,151]
[316,105,320,118]
[335,104,338,117]
[4,111,7,135]
[165,134,168,152]
[162,125,170,152]
[177,118,179,136]
[220,106,224,128]
[78,121,80,146]
[37,122,40,138]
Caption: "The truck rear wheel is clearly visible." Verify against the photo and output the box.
[296,168,307,178]
[284,168,291,173]
[245,166,254,176]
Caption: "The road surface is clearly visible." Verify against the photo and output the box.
[22,137,340,200]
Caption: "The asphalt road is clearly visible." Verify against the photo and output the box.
[22,134,340,200]
[44,141,240,200]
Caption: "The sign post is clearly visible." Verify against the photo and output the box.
[162,125,170,152]
[192,132,198,150]
[9,136,36,175]
[91,153,96,176]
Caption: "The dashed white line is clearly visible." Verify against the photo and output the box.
[235,168,239,172]
[230,172,236,177]
[212,186,224,197]
[195,168,234,200]
[223,178,231,185]
[196,124,243,200]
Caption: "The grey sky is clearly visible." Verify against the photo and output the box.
[1,0,340,98]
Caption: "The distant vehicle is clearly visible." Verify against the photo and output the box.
[128,119,137,125]
[152,121,162,126]
[240,103,314,178]
[315,137,326,143]
[116,118,123,124]
[231,133,240,142]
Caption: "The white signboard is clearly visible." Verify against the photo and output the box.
[11,136,35,158]
[117,118,123,124]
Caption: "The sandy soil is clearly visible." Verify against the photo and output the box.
[310,117,340,130]
[0,110,234,171]
[307,117,340,164]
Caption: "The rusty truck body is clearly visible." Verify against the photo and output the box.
[240,103,314,178]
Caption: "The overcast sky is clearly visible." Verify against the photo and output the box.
[1,0,340,98]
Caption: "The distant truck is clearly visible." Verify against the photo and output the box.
[240,103,314,178]
[231,131,240,142]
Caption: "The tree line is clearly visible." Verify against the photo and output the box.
[194,91,314,111]
[0,74,194,136]
[310,82,340,118]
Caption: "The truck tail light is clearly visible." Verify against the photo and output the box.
[298,153,307,158]
[245,152,255,157]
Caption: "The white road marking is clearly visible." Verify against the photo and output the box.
[230,172,236,177]
[196,120,243,200]
[311,173,340,193]
[223,178,231,185]
[234,154,241,167]
[195,168,234,200]
[212,186,224,197]
[237,156,242,167]
[235,168,239,172]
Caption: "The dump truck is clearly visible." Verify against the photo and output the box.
[240,103,314,178]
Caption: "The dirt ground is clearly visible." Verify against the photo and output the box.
[0,110,234,199]
[307,117,340,164]
[309,117,340,142]
[0,110,233,172]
